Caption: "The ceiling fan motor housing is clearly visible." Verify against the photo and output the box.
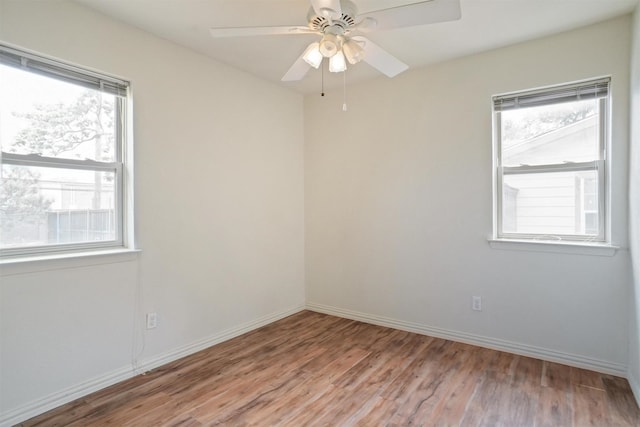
[307,0,357,33]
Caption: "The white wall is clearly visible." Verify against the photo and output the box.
[0,0,305,423]
[0,1,636,424]
[305,16,632,372]
[628,7,640,403]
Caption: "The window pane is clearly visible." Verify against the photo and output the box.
[0,64,116,162]
[501,99,599,167]
[0,164,116,249]
[502,170,598,237]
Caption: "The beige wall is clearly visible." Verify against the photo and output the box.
[0,0,305,422]
[305,16,632,371]
[0,1,637,424]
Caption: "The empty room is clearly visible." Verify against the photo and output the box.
[2,0,640,425]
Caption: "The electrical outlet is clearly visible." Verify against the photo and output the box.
[146,312,157,329]
[472,296,482,311]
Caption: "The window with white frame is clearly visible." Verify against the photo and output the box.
[493,77,610,242]
[0,44,130,257]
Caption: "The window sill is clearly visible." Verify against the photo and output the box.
[0,248,141,276]
[488,239,619,256]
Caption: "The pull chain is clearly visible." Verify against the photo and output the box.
[342,69,347,111]
[321,60,325,97]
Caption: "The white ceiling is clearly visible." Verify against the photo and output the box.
[75,0,638,94]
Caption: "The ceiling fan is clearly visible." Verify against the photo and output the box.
[209,0,461,82]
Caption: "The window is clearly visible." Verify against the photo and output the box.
[0,44,130,257]
[493,77,610,243]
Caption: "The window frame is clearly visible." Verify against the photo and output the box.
[493,78,610,243]
[0,43,131,258]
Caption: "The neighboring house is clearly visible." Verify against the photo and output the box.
[502,116,599,236]
[1,176,115,247]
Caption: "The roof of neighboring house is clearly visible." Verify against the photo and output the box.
[503,115,597,166]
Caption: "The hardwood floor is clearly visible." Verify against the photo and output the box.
[18,311,640,426]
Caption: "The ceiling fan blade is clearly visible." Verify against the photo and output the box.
[281,52,313,82]
[358,0,461,32]
[352,36,408,78]
[210,26,317,38]
[310,0,343,20]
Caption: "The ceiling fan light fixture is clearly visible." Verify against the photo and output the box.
[319,33,341,57]
[212,0,462,84]
[329,50,347,73]
[342,39,364,64]
[302,42,323,68]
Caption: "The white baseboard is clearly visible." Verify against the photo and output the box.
[0,366,135,427]
[627,370,640,409]
[3,302,628,427]
[134,305,305,374]
[306,302,627,377]
[0,305,305,427]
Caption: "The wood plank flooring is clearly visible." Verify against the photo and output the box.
[18,310,640,426]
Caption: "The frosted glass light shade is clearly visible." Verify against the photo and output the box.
[329,51,347,73]
[302,42,323,68]
[343,39,364,65]
[319,34,341,58]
